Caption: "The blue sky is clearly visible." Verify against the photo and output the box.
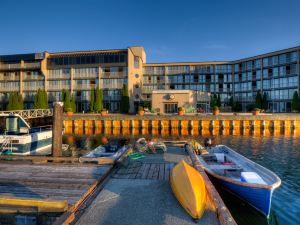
[1,0,300,62]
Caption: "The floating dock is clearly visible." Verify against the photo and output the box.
[73,144,236,225]
[0,162,112,214]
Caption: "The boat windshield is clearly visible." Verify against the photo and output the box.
[0,116,29,135]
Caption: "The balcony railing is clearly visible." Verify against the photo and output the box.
[23,86,44,91]
[47,75,71,80]
[73,73,98,79]
[0,63,21,70]
[23,75,44,80]
[143,70,165,75]
[0,86,20,91]
[0,75,20,81]
[165,70,189,75]
[73,84,96,90]
[101,72,127,78]
[24,62,41,69]
[0,62,40,71]
[48,85,70,91]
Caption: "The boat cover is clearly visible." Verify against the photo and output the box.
[241,172,267,185]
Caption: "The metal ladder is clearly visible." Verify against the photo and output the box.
[0,134,13,155]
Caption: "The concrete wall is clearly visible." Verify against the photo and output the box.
[152,90,195,113]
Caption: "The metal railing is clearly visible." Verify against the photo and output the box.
[0,62,40,70]
[0,109,53,119]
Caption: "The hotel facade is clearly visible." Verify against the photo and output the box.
[0,46,299,113]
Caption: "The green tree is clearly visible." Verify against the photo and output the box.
[90,89,95,112]
[210,94,218,109]
[94,87,103,112]
[262,92,268,111]
[7,93,13,110]
[63,91,71,112]
[120,84,129,113]
[34,91,39,109]
[70,94,76,113]
[42,90,49,109]
[62,89,67,102]
[12,92,19,110]
[18,93,24,110]
[217,94,221,107]
[255,91,263,109]
[291,91,300,111]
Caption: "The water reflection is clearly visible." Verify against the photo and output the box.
[62,134,300,225]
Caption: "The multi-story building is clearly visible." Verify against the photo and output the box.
[0,46,299,113]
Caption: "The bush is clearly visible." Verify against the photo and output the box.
[120,84,129,113]
[253,108,260,111]
[178,107,184,112]
[138,106,144,111]
[213,106,219,111]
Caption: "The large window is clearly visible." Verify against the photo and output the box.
[47,53,127,66]
[164,103,178,113]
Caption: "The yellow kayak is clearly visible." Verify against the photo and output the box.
[170,160,207,219]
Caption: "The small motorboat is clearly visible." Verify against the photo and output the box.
[79,139,128,163]
[135,138,167,152]
[170,160,207,219]
[193,144,281,217]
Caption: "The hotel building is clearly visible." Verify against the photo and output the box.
[0,46,299,113]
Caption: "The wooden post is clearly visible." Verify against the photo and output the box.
[52,102,63,157]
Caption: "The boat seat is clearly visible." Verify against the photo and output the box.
[209,164,243,171]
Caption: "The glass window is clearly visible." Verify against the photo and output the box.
[255,59,261,69]
[256,70,261,79]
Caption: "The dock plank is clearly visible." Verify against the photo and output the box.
[147,164,156,179]
[158,163,165,180]
[141,163,150,179]
[151,163,160,180]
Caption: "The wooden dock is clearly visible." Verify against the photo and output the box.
[0,162,112,213]
[74,145,237,225]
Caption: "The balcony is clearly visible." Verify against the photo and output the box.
[143,70,165,75]
[73,84,96,90]
[0,86,20,91]
[0,62,40,71]
[47,74,71,80]
[101,72,127,78]
[165,70,189,75]
[0,63,21,70]
[73,73,98,79]
[23,86,44,91]
[24,62,41,69]
[48,85,70,91]
[0,75,20,81]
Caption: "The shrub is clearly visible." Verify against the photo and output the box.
[138,106,144,111]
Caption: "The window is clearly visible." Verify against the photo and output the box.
[134,56,139,69]
[164,103,178,113]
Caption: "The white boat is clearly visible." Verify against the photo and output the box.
[135,138,167,152]
[0,114,52,155]
[80,139,128,161]
[194,144,281,217]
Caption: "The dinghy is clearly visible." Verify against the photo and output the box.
[170,160,207,219]
[135,138,167,152]
[194,144,281,217]
[79,139,128,163]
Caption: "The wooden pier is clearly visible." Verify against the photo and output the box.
[74,144,237,225]
[0,162,112,214]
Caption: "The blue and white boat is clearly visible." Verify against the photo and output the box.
[0,114,52,155]
[197,145,281,217]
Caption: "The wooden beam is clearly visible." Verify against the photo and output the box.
[52,102,63,157]
[0,196,68,213]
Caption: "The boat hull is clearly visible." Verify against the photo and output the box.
[0,130,52,155]
[207,171,273,217]
[170,160,207,219]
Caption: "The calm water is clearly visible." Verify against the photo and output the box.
[62,134,300,225]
